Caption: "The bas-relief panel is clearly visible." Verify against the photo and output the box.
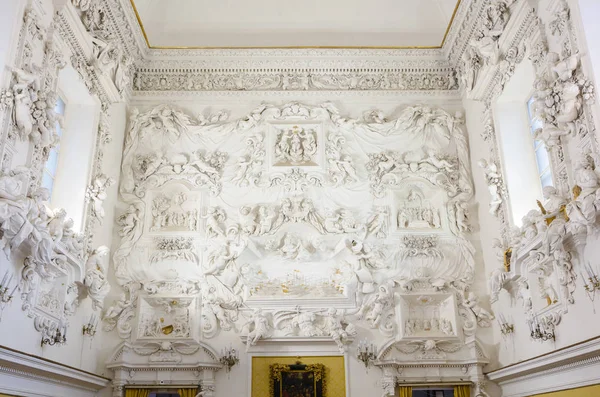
[103,99,493,394]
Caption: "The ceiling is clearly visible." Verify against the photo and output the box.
[131,0,461,49]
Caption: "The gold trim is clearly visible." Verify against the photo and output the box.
[130,0,461,50]
[270,362,325,397]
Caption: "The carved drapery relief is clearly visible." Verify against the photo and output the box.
[106,100,486,359]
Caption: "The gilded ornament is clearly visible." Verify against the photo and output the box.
[503,248,512,273]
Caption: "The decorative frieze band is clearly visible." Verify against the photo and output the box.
[133,67,458,92]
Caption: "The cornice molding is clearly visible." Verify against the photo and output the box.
[486,337,600,397]
[0,345,110,392]
[110,0,492,93]
[444,0,485,66]
[486,336,600,382]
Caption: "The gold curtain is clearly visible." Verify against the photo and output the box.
[398,386,412,397]
[454,385,471,397]
[177,388,197,397]
[124,389,151,397]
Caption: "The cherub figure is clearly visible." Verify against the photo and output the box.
[204,240,242,276]
[86,174,115,223]
[478,159,504,216]
[117,204,140,238]
[324,308,356,352]
[83,246,110,310]
[243,309,270,351]
[204,207,226,238]
[366,206,389,239]
[464,292,494,327]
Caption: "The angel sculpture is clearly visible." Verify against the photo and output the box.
[61,218,85,258]
[347,239,383,294]
[453,201,471,233]
[256,205,281,235]
[464,292,494,327]
[4,187,53,263]
[366,206,389,239]
[238,206,258,235]
[567,154,600,233]
[551,52,579,82]
[360,283,395,328]
[82,246,111,310]
[243,309,270,351]
[536,186,569,257]
[265,233,311,261]
[324,308,357,352]
[186,150,221,181]
[86,174,115,223]
[202,285,236,331]
[46,208,67,243]
[204,207,226,238]
[489,268,509,303]
[117,204,141,238]
[232,155,255,187]
[326,134,359,185]
[203,240,244,276]
[11,67,40,141]
[478,159,504,216]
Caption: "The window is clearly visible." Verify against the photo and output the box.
[50,64,100,232]
[494,59,547,226]
[527,96,553,190]
[41,96,65,197]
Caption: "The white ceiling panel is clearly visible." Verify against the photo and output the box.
[132,0,460,48]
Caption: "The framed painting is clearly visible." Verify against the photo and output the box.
[270,362,325,397]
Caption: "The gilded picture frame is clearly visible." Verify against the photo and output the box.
[270,362,325,397]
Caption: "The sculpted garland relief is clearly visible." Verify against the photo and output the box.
[109,101,483,354]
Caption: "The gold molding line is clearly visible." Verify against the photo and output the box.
[129,0,461,50]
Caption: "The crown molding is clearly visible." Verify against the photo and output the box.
[109,0,491,93]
